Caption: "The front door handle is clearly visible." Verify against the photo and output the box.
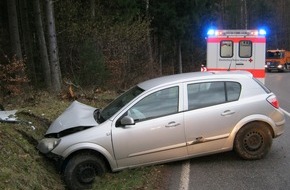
[221,110,235,116]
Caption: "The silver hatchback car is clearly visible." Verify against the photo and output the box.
[38,71,285,190]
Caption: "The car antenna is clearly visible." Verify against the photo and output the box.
[227,61,232,71]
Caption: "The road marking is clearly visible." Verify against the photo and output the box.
[179,161,190,190]
[281,108,290,117]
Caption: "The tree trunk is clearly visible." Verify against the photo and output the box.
[145,0,154,77]
[178,39,182,73]
[45,0,62,93]
[90,0,95,19]
[33,0,52,89]
[7,0,22,59]
[159,42,163,75]
[241,0,248,29]
[19,0,36,84]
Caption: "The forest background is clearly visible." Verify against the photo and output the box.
[1,0,290,97]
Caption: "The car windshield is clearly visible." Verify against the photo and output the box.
[97,86,144,123]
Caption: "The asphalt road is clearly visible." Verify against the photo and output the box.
[166,72,290,190]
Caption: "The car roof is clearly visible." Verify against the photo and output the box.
[138,71,253,90]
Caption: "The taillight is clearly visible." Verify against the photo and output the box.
[267,95,279,109]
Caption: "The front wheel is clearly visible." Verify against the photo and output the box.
[234,122,272,160]
[64,153,107,190]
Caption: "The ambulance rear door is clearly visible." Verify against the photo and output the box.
[218,39,236,70]
[233,39,255,70]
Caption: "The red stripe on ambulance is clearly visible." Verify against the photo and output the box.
[207,37,266,43]
[207,68,265,78]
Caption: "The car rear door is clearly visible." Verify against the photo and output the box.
[112,85,187,168]
[184,81,242,155]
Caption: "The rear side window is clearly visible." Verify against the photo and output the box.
[226,82,241,101]
[187,81,241,110]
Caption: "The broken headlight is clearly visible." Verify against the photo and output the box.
[37,138,61,154]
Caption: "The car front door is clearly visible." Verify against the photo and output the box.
[112,86,187,168]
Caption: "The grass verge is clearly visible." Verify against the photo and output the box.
[0,91,167,190]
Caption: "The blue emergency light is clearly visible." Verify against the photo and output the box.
[207,29,266,36]
[259,29,266,36]
[207,29,215,36]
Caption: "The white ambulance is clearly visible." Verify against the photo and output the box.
[206,29,266,83]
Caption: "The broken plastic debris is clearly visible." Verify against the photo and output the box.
[0,110,36,130]
[0,110,18,123]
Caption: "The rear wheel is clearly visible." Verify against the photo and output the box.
[234,122,272,160]
[64,153,107,190]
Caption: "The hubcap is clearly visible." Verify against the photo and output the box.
[77,164,96,184]
[244,131,263,151]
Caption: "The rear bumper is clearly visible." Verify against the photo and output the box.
[273,118,285,138]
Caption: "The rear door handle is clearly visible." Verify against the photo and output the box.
[221,110,235,116]
[165,121,180,128]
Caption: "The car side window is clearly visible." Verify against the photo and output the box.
[187,81,240,110]
[128,86,179,121]
[226,82,241,101]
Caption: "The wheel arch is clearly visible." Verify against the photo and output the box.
[235,120,274,138]
[59,143,117,173]
[227,115,275,147]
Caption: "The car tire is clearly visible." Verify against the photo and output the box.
[64,153,107,190]
[234,122,272,160]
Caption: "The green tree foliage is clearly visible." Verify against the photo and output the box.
[78,40,106,87]
[101,18,150,89]
[1,0,290,94]
[150,0,219,73]
[55,0,151,89]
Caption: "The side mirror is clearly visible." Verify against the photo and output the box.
[120,116,135,126]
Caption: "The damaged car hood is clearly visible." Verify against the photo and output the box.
[46,101,99,135]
